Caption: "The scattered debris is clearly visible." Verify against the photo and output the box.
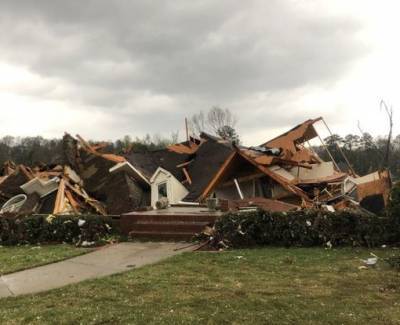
[194,117,391,214]
[78,219,86,227]
[361,257,378,267]
[360,253,379,267]
[80,241,96,247]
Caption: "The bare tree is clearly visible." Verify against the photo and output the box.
[207,106,237,134]
[191,110,206,135]
[380,99,394,168]
[190,106,238,138]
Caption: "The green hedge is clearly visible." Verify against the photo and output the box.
[212,209,399,248]
[0,214,113,245]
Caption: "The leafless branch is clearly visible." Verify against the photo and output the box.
[380,99,394,168]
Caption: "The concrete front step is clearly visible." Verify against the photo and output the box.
[130,222,210,234]
[128,230,197,241]
[120,210,219,241]
[122,214,217,223]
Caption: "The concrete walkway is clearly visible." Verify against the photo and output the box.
[0,242,191,298]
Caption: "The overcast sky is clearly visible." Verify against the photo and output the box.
[0,0,399,145]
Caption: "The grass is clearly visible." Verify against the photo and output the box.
[0,244,92,275]
[0,247,399,324]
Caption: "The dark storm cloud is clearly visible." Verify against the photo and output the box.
[0,0,369,141]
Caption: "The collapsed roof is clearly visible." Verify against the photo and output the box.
[0,117,392,216]
[196,118,391,213]
[0,162,106,216]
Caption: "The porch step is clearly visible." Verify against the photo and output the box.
[120,211,219,241]
[128,230,198,241]
[123,214,217,223]
[130,221,210,234]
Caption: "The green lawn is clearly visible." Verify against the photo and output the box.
[1,247,399,324]
[0,244,92,275]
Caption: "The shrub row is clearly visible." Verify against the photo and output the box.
[213,209,400,248]
[0,214,113,245]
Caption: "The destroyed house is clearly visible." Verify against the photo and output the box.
[63,133,150,215]
[0,117,393,218]
[125,133,235,207]
[194,118,392,213]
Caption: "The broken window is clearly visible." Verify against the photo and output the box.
[158,182,168,200]
[258,177,272,198]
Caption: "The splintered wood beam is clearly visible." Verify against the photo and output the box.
[64,181,107,216]
[19,165,34,180]
[53,178,66,215]
[182,167,192,185]
[176,160,194,168]
[76,134,99,154]
[64,181,86,198]
[65,190,80,214]
[236,150,311,202]
[199,151,237,201]
[91,143,108,151]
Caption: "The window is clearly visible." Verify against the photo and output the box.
[158,182,168,200]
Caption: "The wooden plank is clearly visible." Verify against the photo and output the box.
[65,189,80,214]
[53,178,65,214]
[64,180,107,216]
[19,165,34,180]
[76,134,98,154]
[199,151,237,201]
[176,160,194,168]
[182,167,192,185]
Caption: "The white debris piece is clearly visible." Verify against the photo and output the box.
[81,241,95,247]
[360,253,379,266]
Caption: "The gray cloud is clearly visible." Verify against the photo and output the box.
[0,0,369,142]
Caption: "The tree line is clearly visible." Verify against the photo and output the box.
[0,131,399,179]
[0,133,180,167]
[317,133,400,179]
[0,105,398,180]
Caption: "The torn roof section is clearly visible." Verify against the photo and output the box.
[125,132,235,202]
[182,133,235,201]
[198,147,311,203]
[193,117,391,213]
[263,117,322,150]
[262,117,323,164]
[125,149,192,184]
[123,118,360,205]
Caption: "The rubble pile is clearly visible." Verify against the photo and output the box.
[0,161,106,216]
[0,134,128,216]
[196,118,392,214]
[0,117,393,217]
